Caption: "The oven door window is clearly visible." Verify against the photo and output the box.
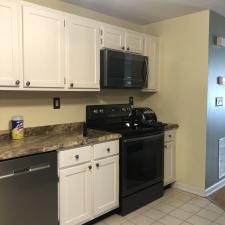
[121,133,164,197]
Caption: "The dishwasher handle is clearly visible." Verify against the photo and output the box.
[29,163,50,172]
[0,171,14,180]
[0,163,51,180]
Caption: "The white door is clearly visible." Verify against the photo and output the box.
[59,163,92,225]
[101,25,125,51]
[164,142,176,186]
[0,0,20,87]
[66,15,100,89]
[125,31,144,54]
[22,4,65,88]
[93,156,119,217]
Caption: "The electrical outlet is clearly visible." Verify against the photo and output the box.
[53,97,60,109]
[216,97,223,106]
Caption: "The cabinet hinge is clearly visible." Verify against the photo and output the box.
[100,38,103,45]
[64,77,66,84]
[99,28,103,36]
[64,20,66,27]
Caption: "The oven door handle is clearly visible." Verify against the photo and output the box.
[123,133,164,143]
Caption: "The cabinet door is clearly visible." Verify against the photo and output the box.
[125,31,144,54]
[0,0,20,87]
[22,4,65,88]
[66,15,100,89]
[164,141,176,186]
[143,35,160,92]
[101,25,125,51]
[93,156,119,217]
[59,163,92,225]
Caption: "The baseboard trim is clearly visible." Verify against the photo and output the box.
[205,178,225,196]
[173,182,206,197]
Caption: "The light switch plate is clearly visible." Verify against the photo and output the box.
[216,97,223,106]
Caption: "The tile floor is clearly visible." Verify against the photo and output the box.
[94,188,225,225]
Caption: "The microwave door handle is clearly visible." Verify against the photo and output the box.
[142,58,148,86]
[144,58,148,86]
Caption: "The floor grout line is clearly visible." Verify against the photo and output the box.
[98,188,225,225]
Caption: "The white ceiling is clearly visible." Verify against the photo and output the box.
[63,0,225,25]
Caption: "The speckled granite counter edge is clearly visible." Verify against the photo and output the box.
[164,123,179,131]
[0,123,121,161]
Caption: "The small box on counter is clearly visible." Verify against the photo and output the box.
[11,116,24,140]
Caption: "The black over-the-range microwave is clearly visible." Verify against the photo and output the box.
[100,49,148,89]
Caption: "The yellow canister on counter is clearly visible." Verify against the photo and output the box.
[11,116,24,140]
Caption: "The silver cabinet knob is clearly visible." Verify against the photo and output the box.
[26,81,30,86]
[15,80,20,86]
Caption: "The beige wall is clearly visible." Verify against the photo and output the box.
[0,90,150,130]
[143,11,209,191]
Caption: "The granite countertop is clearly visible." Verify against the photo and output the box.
[0,122,178,162]
[0,123,121,161]
[164,123,179,131]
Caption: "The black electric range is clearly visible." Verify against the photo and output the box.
[86,104,165,215]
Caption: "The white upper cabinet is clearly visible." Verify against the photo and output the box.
[0,0,20,87]
[125,31,145,54]
[101,24,125,51]
[101,24,144,54]
[66,15,100,90]
[22,3,65,88]
[143,35,160,92]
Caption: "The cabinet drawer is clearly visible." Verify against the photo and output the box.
[164,130,176,142]
[59,146,92,168]
[93,140,119,160]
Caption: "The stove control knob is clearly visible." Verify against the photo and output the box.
[121,107,126,112]
[99,109,104,114]
[125,122,130,127]
[93,109,98,114]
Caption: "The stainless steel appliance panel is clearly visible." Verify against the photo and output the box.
[0,151,58,225]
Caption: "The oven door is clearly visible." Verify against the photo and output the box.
[120,132,164,197]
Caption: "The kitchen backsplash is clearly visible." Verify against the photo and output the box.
[0,90,151,130]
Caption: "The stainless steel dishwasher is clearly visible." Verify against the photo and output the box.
[0,151,58,225]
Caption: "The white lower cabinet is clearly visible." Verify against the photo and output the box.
[59,140,119,225]
[164,130,176,186]
[59,163,92,225]
[93,156,119,217]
